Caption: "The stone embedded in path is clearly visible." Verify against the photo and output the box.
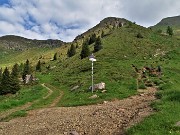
[69,130,79,135]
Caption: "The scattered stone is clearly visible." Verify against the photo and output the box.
[101,90,107,93]
[140,94,145,96]
[89,94,98,99]
[69,130,79,135]
[118,108,125,112]
[71,86,79,91]
[103,101,108,104]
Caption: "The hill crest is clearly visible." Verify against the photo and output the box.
[0,35,65,51]
[154,15,180,26]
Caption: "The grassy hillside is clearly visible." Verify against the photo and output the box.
[41,23,179,106]
[0,17,180,134]
[36,22,180,134]
[0,35,67,68]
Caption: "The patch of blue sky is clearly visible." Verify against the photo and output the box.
[23,14,37,30]
[0,0,10,6]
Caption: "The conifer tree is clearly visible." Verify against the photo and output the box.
[10,63,20,94]
[0,68,2,91]
[0,68,2,81]
[53,53,57,60]
[167,26,173,36]
[67,44,76,57]
[22,59,30,81]
[80,40,90,59]
[11,63,19,77]
[0,67,11,95]
[67,49,70,57]
[36,60,41,71]
[94,36,103,52]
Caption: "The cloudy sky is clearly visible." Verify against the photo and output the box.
[0,0,179,42]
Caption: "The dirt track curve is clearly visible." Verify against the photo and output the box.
[0,87,157,135]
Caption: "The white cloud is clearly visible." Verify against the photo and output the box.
[0,21,17,33]
[0,0,180,42]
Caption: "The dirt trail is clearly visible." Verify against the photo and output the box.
[0,87,157,135]
[49,85,64,107]
[41,83,53,99]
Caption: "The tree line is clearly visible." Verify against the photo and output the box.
[0,59,31,95]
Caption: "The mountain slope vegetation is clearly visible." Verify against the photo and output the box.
[0,35,65,68]
[0,17,180,134]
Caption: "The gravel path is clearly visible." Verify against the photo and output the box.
[0,87,157,135]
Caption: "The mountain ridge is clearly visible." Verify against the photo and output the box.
[154,15,180,26]
[0,35,65,51]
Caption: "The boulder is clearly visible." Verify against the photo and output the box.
[89,82,105,90]
[25,75,33,84]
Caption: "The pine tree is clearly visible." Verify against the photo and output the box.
[137,32,143,38]
[0,68,2,92]
[36,60,41,71]
[19,63,24,75]
[11,63,19,77]
[0,68,2,81]
[10,63,20,94]
[80,40,90,59]
[67,48,70,57]
[53,53,57,60]
[22,59,30,82]
[94,36,103,52]
[0,67,11,95]
[67,44,76,57]
[167,26,173,36]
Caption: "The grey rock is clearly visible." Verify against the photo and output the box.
[71,86,79,91]
[69,130,79,135]
[89,94,98,99]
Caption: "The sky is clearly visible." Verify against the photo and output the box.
[0,0,179,42]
